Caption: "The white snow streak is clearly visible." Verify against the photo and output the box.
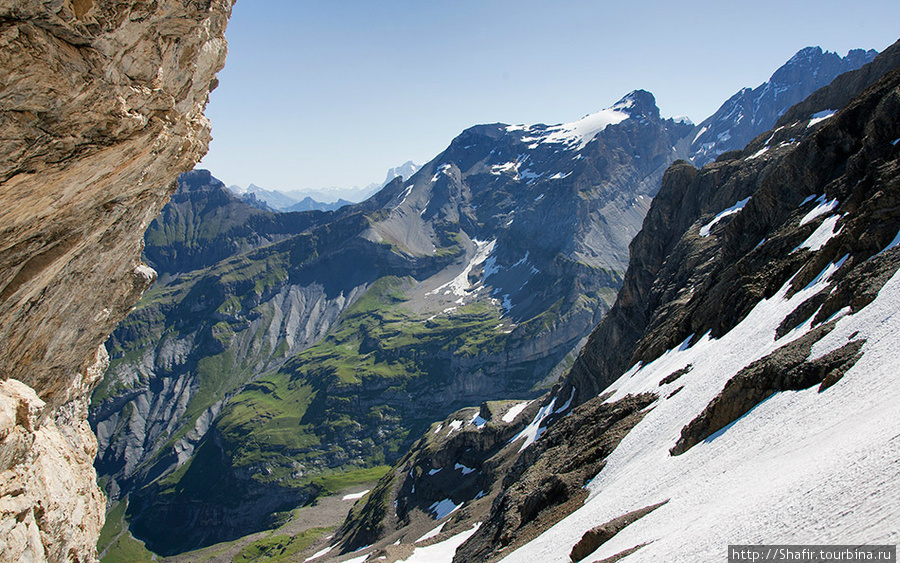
[415,522,446,544]
[400,523,481,563]
[427,239,496,298]
[699,198,751,237]
[807,109,837,128]
[795,215,842,252]
[342,490,370,501]
[799,195,839,226]
[509,398,557,453]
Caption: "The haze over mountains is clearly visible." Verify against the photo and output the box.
[227,161,422,212]
[89,44,896,561]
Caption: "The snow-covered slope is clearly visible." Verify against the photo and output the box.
[496,49,900,563]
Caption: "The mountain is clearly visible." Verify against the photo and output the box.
[689,47,877,165]
[93,89,694,554]
[383,160,422,185]
[284,196,356,212]
[334,41,900,563]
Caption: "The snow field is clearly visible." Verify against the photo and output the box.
[500,255,900,562]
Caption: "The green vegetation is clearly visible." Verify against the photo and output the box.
[232,528,330,563]
[163,275,512,497]
[98,499,155,563]
[308,465,390,496]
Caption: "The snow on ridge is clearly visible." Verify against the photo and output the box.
[699,197,751,237]
[540,107,630,150]
[807,109,838,128]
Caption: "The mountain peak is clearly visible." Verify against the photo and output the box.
[690,44,878,165]
[612,89,660,120]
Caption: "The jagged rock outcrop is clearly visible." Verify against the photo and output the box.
[0,1,232,561]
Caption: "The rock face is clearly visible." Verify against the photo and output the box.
[0,1,232,561]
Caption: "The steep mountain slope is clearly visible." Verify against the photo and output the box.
[690,47,876,165]
[94,90,694,554]
[334,41,900,563]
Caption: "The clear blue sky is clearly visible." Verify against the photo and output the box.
[198,0,899,193]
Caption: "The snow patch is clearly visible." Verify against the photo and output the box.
[501,257,871,563]
[746,146,769,160]
[304,545,335,561]
[342,490,370,501]
[400,523,481,563]
[554,387,575,414]
[795,215,843,252]
[807,109,837,128]
[416,522,446,543]
[692,126,709,144]
[699,198,751,237]
[502,401,531,423]
[799,195,839,226]
[455,463,476,475]
[428,498,461,520]
[427,239,496,299]
[509,398,557,453]
[470,411,488,428]
[877,228,900,256]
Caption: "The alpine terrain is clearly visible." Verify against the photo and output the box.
[90,44,888,559]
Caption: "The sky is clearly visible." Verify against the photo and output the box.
[198,0,900,195]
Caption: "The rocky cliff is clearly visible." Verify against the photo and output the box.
[0,1,232,561]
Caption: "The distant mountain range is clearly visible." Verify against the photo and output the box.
[91,46,883,556]
[226,160,422,212]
